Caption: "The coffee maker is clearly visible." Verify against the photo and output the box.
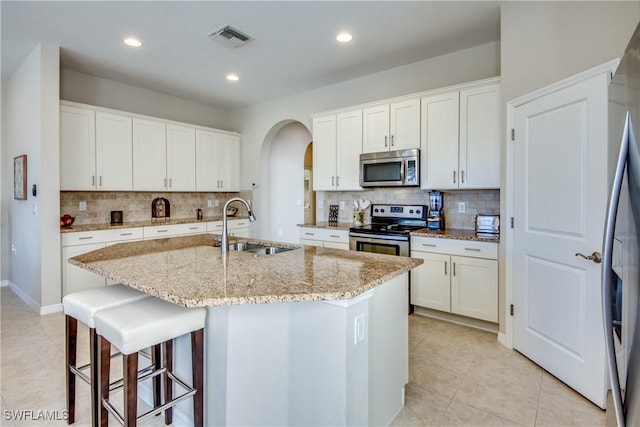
[427,191,444,230]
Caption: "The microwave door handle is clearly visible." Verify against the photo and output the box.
[400,160,406,184]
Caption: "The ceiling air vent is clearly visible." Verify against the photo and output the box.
[208,25,253,48]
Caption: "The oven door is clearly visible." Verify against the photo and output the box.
[349,233,409,257]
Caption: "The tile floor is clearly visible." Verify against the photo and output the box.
[1,287,606,426]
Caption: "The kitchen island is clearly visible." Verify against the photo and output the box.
[70,234,422,426]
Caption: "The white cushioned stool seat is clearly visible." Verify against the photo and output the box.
[94,297,206,355]
[63,284,149,328]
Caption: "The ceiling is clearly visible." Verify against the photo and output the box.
[1,1,502,110]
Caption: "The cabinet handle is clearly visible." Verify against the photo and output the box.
[464,247,481,252]
[78,236,94,240]
[421,243,436,248]
[92,176,95,187]
[237,222,246,226]
[385,136,388,147]
[336,176,340,187]
[444,261,447,275]
[120,233,133,236]
[189,227,199,230]
[220,180,223,188]
[329,234,340,238]
[169,178,172,188]
[391,135,394,146]
[157,229,168,233]
[99,176,103,186]
[216,224,223,228]
[332,176,335,186]
[164,178,167,188]
[453,262,456,276]
[305,232,315,236]
[453,171,456,184]
[461,170,465,184]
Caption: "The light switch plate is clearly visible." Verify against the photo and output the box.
[79,201,87,211]
[458,202,466,213]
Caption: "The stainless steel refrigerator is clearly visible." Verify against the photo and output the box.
[603,22,640,427]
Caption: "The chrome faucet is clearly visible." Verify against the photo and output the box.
[220,198,256,253]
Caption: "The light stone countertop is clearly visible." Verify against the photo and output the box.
[69,234,423,308]
[60,216,249,233]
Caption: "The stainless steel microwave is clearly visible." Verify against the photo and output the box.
[359,149,419,187]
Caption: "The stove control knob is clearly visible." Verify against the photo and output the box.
[409,210,414,214]
[416,209,421,214]
[374,208,379,213]
[381,208,385,213]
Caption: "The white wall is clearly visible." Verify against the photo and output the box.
[3,43,61,310]
[60,69,233,130]
[232,41,500,238]
[267,122,312,243]
[498,1,640,333]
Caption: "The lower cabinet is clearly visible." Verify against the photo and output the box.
[410,236,498,323]
[206,219,252,238]
[299,227,349,250]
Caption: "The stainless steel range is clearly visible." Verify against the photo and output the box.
[349,204,427,257]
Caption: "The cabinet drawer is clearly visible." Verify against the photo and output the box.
[100,228,144,243]
[207,219,249,233]
[299,227,349,243]
[62,231,105,246]
[143,224,184,239]
[411,236,497,259]
[179,223,207,235]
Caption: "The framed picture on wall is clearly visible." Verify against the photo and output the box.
[14,155,27,200]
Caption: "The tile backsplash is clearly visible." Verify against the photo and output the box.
[318,188,500,230]
[60,191,253,225]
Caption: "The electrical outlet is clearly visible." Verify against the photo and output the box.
[458,202,466,213]
[79,201,87,211]
[318,200,324,210]
[214,200,219,207]
[11,244,16,256]
[354,314,366,345]
[339,201,346,210]
[207,200,213,208]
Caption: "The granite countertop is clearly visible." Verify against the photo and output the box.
[69,234,423,308]
[60,216,249,233]
[299,223,500,243]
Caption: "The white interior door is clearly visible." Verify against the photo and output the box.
[512,71,609,407]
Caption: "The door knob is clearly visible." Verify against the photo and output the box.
[575,252,602,264]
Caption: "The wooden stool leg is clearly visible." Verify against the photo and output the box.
[90,328,99,427]
[65,315,77,425]
[163,340,173,425]
[192,329,204,427]
[123,353,139,427]
[151,345,161,410]
[98,336,111,427]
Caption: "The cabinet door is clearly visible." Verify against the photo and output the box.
[60,105,96,190]
[362,104,390,153]
[229,228,251,238]
[410,251,451,312]
[96,112,133,190]
[195,130,220,191]
[390,98,420,151]
[459,84,501,189]
[166,124,196,192]
[336,110,363,191]
[450,256,498,322]
[133,118,167,191]
[323,241,349,250]
[218,133,241,191]
[62,243,106,296]
[312,115,337,190]
[421,92,460,190]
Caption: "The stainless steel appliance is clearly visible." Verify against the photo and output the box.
[603,23,640,427]
[349,204,427,257]
[359,149,419,187]
[427,191,444,230]
[475,214,500,234]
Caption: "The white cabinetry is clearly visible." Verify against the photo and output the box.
[207,219,252,238]
[312,111,362,191]
[61,228,143,295]
[143,222,208,240]
[196,130,241,191]
[410,236,498,323]
[133,120,196,191]
[96,112,133,190]
[299,227,349,250]
[363,99,420,153]
[60,107,133,191]
[421,81,500,190]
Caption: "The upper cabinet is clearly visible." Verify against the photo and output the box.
[195,130,241,191]
[60,101,240,192]
[312,110,363,191]
[60,105,133,191]
[362,98,420,153]
[421,81,500,190]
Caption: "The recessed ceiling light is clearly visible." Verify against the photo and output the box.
[226,74,239,82]
[123,37,143,47]
[336,32,353,43]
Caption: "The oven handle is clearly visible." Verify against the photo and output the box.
[349,233,409,242]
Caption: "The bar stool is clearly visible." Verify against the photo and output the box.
[63,285,150,426]
[94,297,206,427]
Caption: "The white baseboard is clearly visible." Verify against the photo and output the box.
[498,332,512,349]
[1,280,9,287]
[412,306,499,334]
[6,282,63,315]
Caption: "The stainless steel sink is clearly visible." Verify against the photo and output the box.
[227,242,295,255]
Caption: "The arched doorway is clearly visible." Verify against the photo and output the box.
[259,121,312,243]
